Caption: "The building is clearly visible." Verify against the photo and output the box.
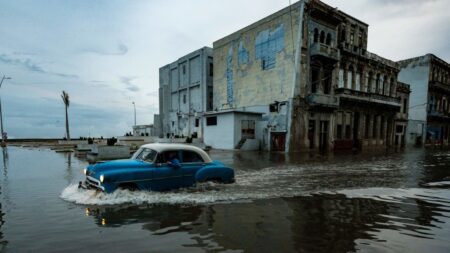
[159,47,214,139]
[132,124,153,136]
[209,0,406,152]
[203,110,263,150]
[398,54,450,147]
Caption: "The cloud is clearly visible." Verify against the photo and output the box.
[120,76,140,92]
[0,53,78,78]
[83,43,129,56]
[146,90,159,97]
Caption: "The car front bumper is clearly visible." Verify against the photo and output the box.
[78,176,105,191]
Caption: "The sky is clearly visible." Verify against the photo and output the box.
[0,0,448,138]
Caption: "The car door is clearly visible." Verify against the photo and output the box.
[151,150,183,191]
[180,150,206,187]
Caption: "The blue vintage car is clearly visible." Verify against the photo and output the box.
[79,143,235,193]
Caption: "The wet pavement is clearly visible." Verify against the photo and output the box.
[0,146,449,252]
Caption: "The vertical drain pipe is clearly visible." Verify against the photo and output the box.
[286,0,306,152]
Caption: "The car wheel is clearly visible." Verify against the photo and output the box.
[118,183,138,191]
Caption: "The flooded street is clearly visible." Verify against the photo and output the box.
[1,147,450,252]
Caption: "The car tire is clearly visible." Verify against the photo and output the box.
[118,183,138,191]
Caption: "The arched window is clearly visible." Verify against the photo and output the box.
[390,77,395,96]
[313,28,319,43]
[320,31,325,43]
[382,75,388,95]
[326,33,332,46]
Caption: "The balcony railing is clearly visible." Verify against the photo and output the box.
[307,93,339,108]
[335,88,401,107]
[310,42,340,61]
[429,80,450,94]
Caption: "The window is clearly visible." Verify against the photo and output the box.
[206,116,217,126]
[338,69,344,88]
[347,68,353,89]
[241,120,255,139]
[182,65,186,74]
[195,118,199,127]
[320,31,325,43]
[172,121,175,127]
[157,151,179,163]
[350,33,354,45]
[403,98,408,113]
[183,94,186,104]
[313,28,319,43]
[326,33,332,46]
[135,148,158,162]
[311,68,320,93]
[209,63,213,76]
[323,70,332,94]
[182,151,204,163]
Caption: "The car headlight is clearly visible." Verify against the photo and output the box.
[83,168,87,175]
[100,175,104,183]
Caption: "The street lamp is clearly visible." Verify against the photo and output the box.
[0,75,12,144]
[132,101,136,126]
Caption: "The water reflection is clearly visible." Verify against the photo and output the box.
[0,147,8,250]
[1,147,8,178]
[82,187,450,252]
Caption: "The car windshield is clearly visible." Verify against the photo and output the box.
[134,148,158,162]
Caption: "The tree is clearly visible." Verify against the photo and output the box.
[61,90,70,140]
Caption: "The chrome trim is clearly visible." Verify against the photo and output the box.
[85,176,105,191]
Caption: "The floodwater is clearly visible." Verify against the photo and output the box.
[0,146,450,252]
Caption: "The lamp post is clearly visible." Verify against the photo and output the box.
[0,75,12,144]
[132,101,136,126]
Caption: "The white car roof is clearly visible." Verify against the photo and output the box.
[140,143,212,162]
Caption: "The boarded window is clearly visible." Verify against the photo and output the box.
[241,120,255,139]
[206,116,217,126]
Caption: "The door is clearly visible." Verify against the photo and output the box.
[352,112,360,148]
[152,150,183,190]
[319,120,329,153]
[180,150,206,187]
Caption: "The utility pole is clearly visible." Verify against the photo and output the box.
[0,75,12,144]
[132,101,136,126]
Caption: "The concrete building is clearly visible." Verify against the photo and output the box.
[398,54,450,147]
[203,110,263,150]
[159,47,214,139]
[210,0,405,152]
[132,124,153,136]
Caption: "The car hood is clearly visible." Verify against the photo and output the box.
[87,159,150,176]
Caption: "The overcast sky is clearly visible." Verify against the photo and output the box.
[0,0,448,138]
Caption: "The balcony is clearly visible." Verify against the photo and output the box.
[429,80,450,94]
[310,42,340,62]
[335,88,401,108]
[307,93,339,108]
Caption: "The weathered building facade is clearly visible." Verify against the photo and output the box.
[210,0,405,152]
[159,47,214,139]
[398,54,450,146]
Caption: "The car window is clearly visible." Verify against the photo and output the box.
[157,151,179,163]
[182,151,204,163]
[135,148,158,162]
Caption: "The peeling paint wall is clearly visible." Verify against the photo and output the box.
[213,6,300,110]
[255,24,285,70]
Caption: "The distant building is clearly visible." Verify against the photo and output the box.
[209,0,405,152]
[398,54,450,147]
[132,124,153,136]
[159,47,213,139]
